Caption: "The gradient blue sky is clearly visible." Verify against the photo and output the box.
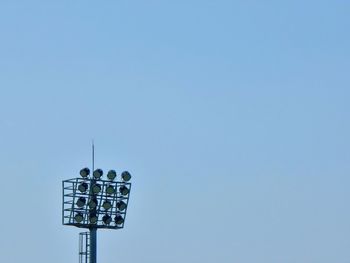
[0,1,349,263]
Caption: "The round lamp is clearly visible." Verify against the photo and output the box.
[117,201,126,211]
[80,168,90,178]
[102,200,112,210]
[93,169,103,179]
[114,214,124,225]
[102,214,112,225]
[78,182,88,193]
[76,197,86,208]
[88,198,98,209]
[74,213,84,223]
[92,184,101,194]
[116,201,127,211]
[89,213,98,224]
[107,170,117,180]
[106,185,115,195]
[119,185,130,196]
[121,171,131,182]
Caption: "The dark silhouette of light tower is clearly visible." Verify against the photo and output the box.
[62,146,132,263]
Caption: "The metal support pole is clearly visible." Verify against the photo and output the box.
[89,228,97,263]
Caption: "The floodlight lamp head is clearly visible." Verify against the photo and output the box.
[80,168,90,178]
[102,200,112,210]
[117,201,127,211]
[89,213,98,224]
[92,184,101,194]
[76,197,86,208]
[121,171,131,182]
[119,185,130,196]
[78,182,88,193]
[106,185,116,195]
[93,169,103,179]
[102,214,112,225]
[114,214,124,225]
[107,170,117,180]
[75,213,84,223]
[88,198,98,209]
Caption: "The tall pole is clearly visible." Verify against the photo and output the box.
[90,142,96,263]
[92,140,95,172]
[90,228,97,263]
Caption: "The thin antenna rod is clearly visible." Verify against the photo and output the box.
[92,140,95,172]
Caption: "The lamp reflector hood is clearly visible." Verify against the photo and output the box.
[102,200,112,210]
[114,214,124,225]
[78,182,88,193]
[80,168,90,178]
[102,214,112,225]
[93,169,103,179]
[74,213,84,223]
[107,170,117,180]
[89,213,98,224]
[92,184,101,194]
[76,197,86,208]
[88,198,98,209]
[106,185,115,195]
[119,185,130,196]
[117,201,127,211]
[121,171,131,182]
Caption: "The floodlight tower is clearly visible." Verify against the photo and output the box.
[62,148,132,263]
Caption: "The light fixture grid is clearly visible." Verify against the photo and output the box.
[63,177,131,229]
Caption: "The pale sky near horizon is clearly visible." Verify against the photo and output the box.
[0,1,350,263]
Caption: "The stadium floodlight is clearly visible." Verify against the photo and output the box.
[80,168,90,178]
[114,214,124,225]
[76,197,86,208]
[74,213,84,223]
[119,185,130,196]
[62,145,132,263]
[92,184,101,194]
[116,201,127,211]
[107,170,117,180]
[102,214,112,225]
[78,182,88,193]
[105,185,115,195]
[93,169,103,179]
[121,171,131,182]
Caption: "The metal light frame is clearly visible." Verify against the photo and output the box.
[62,177,131,229]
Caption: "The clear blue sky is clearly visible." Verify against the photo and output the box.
[0,1,349,263]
